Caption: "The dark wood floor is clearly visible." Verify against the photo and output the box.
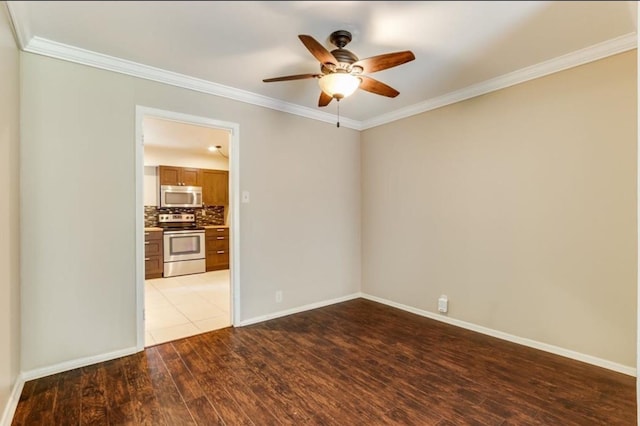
[12,298,636,425]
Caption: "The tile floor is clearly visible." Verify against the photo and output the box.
[144,269,231,346]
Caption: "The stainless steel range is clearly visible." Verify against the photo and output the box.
[158,213,205,278]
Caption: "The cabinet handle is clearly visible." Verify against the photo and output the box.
[145,258,150,261]
[216,237,225,240]
[144,241,150,245]
[217,229,225,232]
[217,250,225,254]
[144,232,150,236]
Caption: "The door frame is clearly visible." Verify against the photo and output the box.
[134,105,241,351]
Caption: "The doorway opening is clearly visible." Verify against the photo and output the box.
[135,106,240,349]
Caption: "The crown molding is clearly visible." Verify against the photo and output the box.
[361,32,637,130]
[14,23,636,132]
[4,1,30,49]
[23,36,362,131]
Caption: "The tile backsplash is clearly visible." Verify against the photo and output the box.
[144,206,225,227]
[144,206,159,227]
[196,206,225,226]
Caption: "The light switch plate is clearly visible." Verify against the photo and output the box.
[242,190,250,203]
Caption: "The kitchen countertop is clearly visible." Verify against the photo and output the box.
[145,226,228,231]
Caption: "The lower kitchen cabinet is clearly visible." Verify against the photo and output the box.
[145,230,163,279]
[206,227,229,271]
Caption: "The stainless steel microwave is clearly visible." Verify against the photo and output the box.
[160,185,203,208]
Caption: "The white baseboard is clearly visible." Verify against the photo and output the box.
[0,373,25,426]
[238,292,362,327]
[21,346,139,382]
[361,293,636,377]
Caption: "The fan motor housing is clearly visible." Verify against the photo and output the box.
[321,48,358,73]
[331,48,358,65]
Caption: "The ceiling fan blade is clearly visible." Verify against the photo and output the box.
[263,73,320,83]
[353,51,415,74]
[359,76,400,98]
[318,91,333,107]
[299,35,337,66]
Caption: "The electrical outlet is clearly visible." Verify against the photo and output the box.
[275,290,283,303]
[438,295,448,313]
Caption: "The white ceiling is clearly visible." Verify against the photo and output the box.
[143,117,230,156]
[6,1,638,128]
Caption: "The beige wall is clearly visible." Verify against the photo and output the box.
[362,51,637,367]
[20,53,361,372]
[0,5,20,419]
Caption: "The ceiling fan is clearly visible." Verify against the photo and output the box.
[263,30,415,108]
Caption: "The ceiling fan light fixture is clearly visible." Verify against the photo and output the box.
[318,72,361,99]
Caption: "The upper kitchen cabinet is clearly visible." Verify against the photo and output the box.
[203,169,229,206]
[159,165,202,187]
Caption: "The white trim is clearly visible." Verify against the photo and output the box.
[134,107,145,351]
[4,1,29,50]
[0,374,25,426]
[238,293,362,327]
[23,37,361,131]
[16,32,635,131]
[134,106,242,347]
[21,347,138,382]
[229,122,241,326]
[635,7,640,419]
[361,293,637,377]
[360,32,638,130]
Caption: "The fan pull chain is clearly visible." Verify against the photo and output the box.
[337,99,340,128]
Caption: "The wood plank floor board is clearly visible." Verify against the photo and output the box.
[11,299,636,425]
[230,327,401,425]
[240,325,405,425]
[153,344,205,404]
[261,308,479,423]
[250,317,447,425]
[121,352,169,426]
[199,333,313,424]
[227,334,348,425]
[280,315,506,425]
[170,339,254,425]
[144,347,197,425]
[195,330,283,425]
[233,326,409,425]
[317,308,540,423]
[16,374,59,425]
[184,396,226,426]
[315,300,634,424]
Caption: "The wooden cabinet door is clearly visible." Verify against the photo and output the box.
[144,230,163,279]
[145,256,163,278]
[206,228,229,271]
[159,166,202,186]
[202,169,229,206]
[158,165,181,186]
[181,168,202,186]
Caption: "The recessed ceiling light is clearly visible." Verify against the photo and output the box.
[207,146,216,152]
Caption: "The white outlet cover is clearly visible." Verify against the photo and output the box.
[438,295,448,313]
[242,190,250,203]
